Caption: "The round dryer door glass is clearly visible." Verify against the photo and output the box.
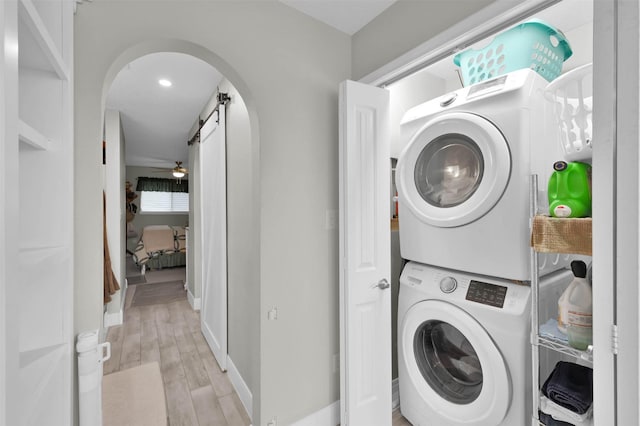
[414,134,484,208]
[414,320,483,404]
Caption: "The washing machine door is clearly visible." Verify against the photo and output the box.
[397,112,510,227]
[401,300,511,425]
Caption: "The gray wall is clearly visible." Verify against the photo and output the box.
[74,1,350,424]
[104,110,127,315]
[352,0,495,80]
[125,166,189,252]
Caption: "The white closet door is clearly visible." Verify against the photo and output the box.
[339,80,391,425]
[199,107,228,371]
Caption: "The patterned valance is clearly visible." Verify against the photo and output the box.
[136,177,188,193]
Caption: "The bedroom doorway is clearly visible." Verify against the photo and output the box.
[103,51,230,373]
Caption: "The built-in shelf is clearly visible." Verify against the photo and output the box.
[18,119,51,150]
[18,0,69,81]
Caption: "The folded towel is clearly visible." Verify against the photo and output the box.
[539,318,569,344]
[542,361,593,414]
[540,395,593,425]
[538,410,574,426]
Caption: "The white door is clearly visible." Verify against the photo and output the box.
[339,80,391,425]
[199,107,228,371]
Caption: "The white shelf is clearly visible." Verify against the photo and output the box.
[18,119,52,150]
[536,335,593,364]
[18,0,70,81]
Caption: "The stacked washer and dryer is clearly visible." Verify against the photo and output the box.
[396,69,572,426]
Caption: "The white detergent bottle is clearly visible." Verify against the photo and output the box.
[557,260,589,334]
[566,261,593,350]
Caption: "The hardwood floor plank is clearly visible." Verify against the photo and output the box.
[191,331,210,356]
[103,325,124,375]
[181,351,210,391]
[201,352,234,397]
[230,392,252,426]
[191,386,228,426]
[120,332,141,366]
[174,324,197,354]
[165,377,199,426]
[159,344,186,385]
[219,393,249,426]
[392,408,412,425]
[156,321,176,350]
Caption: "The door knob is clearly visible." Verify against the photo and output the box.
[373,278,390,290]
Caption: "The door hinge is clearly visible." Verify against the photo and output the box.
[611,324,619,355]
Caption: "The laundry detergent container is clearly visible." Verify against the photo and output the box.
[454,19,573,86]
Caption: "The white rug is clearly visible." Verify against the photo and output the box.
[103,362,167,426]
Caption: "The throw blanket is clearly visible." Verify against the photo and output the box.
[133,225,186,266]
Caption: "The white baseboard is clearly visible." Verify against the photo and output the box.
[187,289,201,311]
[291,400,340,426]
[226,356,253,422]
[392,378,399,409]
[103,309,123,328]
[289,380,397,425]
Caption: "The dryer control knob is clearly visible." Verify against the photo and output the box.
[439,276,457,293]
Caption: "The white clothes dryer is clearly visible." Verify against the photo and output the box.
[398,261,571,426]
[396,69,567,280]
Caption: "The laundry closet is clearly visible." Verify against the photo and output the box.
[386,1,594,425]
[340,0,608,425]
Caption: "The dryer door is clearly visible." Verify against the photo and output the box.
[400,300,511,425]
[396,112,510,227]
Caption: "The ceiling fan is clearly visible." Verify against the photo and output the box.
[151,161,189,179]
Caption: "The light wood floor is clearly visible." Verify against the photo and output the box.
[104,281,251,426]
[392,408,412,425]
[112,263,412,425]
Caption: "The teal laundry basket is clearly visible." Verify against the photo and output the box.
[453,19,573,86]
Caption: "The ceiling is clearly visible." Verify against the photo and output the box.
[105,1,395,171]
[105,52,223,169]
[279,0,396,35]
[105,0,591,171]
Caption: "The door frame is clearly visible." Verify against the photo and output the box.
[348,0,618,421]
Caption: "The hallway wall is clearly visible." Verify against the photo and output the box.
[351,0,494,80]
[74,2,350,424]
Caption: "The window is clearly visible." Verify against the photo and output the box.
[140,191,189,213]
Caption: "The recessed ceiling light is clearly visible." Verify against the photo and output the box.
[158,79,172,87]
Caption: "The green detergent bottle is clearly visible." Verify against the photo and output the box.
[548,161,592,218]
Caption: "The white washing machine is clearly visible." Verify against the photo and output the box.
[396,69,567,280]
[398,261,572,426]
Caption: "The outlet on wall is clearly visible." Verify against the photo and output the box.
[332,353,340,374]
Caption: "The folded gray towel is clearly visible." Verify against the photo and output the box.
[542,361,593,414]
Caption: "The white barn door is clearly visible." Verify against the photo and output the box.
[339,80,391,425]
[199,107,228,370]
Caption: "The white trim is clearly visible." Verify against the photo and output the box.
[226,356,253,422]
[187,289,201,311]
[103,309,123,328]
[291,401,340,426]
[392,378,399,410]
[359,0,559,87]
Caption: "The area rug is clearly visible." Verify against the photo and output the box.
[103,362,167,426]
[126,274,147,285]
[131,280,186,307]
